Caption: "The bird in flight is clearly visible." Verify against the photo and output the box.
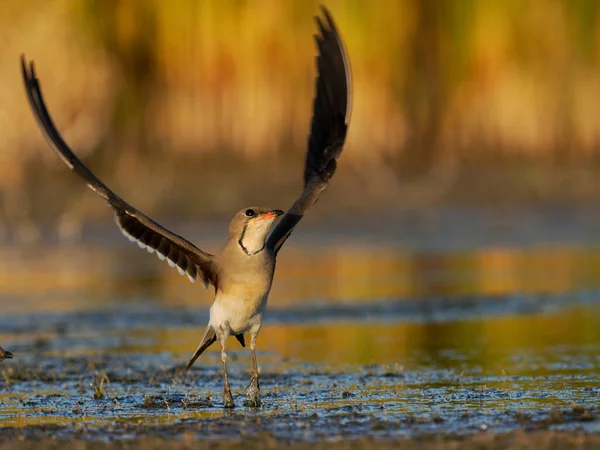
[0,347,13,362]
[21,5,351,408]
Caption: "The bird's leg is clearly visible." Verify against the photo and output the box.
[245,334,261,407]
[220,332,235,408]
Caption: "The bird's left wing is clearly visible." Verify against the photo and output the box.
[266,6,352,255]
[21,55,217,287]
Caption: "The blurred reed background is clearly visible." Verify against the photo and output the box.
[1,0,600,242]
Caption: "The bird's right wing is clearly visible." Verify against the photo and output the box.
[266,6,352,255]
[21,55,216,287]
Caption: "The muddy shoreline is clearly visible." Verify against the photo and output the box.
[0,426,598,449]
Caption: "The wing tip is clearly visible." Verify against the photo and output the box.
[319,5,336,32]
[20,54,36,92]
[314,5,353,126]
[20,54,30,88]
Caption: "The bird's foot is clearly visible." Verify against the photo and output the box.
[244,376,261,407]
[223,386,235,409]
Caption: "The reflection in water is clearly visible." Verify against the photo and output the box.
[51,304,595,374]
[0,243,599,311]
[0,302,597,433]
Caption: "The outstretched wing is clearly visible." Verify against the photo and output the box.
[20,55,216,287]
[266,6,352,255]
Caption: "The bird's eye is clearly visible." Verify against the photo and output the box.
[244,209,256,217]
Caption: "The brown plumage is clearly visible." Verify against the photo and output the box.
[20,5,351,408]
[0,347,13,361]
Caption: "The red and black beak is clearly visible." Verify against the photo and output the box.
[258,209,284,220]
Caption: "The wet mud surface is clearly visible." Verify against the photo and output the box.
[0,298,598,446]
[0,238,598,447]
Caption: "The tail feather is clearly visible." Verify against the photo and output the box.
[186,326,216,371]
[235,334,245,347]
[185,328,247,371]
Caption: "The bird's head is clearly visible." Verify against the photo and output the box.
[229,207,284,255]
[0,347,13,360]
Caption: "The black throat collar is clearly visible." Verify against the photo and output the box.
[238,224,264,256]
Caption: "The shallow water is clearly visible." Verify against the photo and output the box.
[0,218,599,441]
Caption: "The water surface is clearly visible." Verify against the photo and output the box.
[0,222,598,441]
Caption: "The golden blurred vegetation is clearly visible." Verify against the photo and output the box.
[1,1,600,241]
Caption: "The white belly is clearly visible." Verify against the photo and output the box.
[209,292,268,336]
